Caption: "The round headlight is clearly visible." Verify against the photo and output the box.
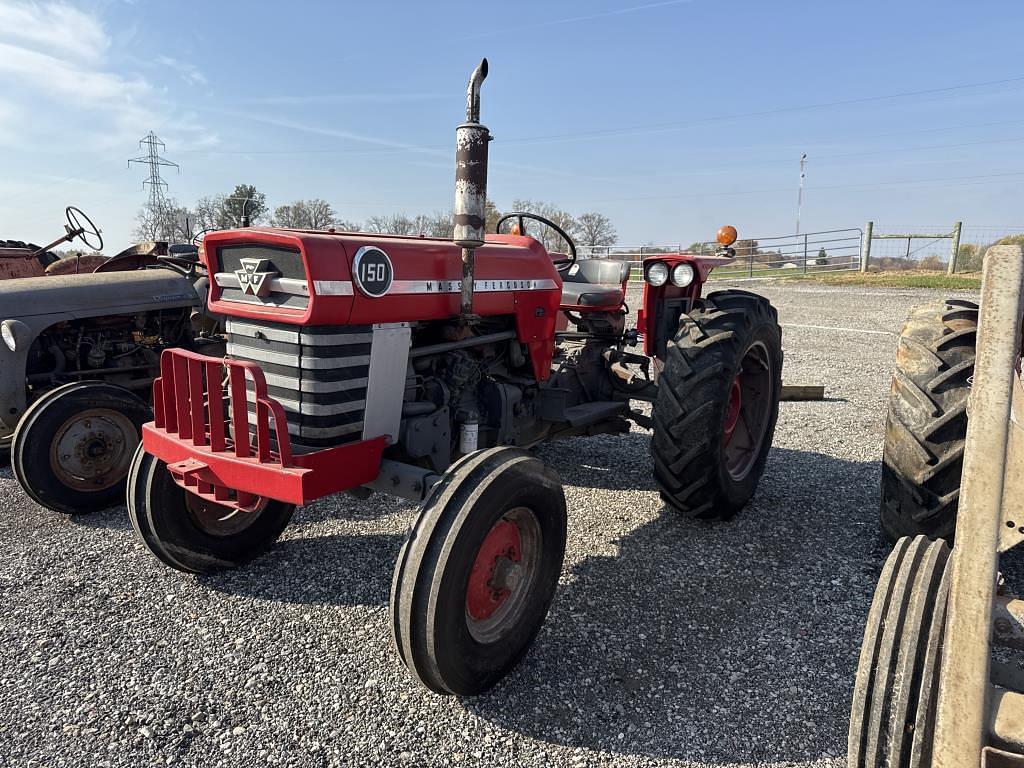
[671,262,695,287]
[1,322,16,352]
[646,261,669,287]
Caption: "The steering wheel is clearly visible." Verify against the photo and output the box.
[192,227,215,246]
[66,206,103,252]
[496,212,577,273]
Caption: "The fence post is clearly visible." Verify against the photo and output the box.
[803,234,809,274]
[947,220,963,275]
[860,221,873,272]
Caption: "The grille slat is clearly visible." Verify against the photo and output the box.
[226,318,369,449]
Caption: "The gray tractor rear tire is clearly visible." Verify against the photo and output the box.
[880,299,977,541]
[650,290,782,520]
[848,535,950,768]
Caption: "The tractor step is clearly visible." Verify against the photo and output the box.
[563,401,629,428]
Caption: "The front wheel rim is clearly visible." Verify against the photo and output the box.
[722,340,774,481]
[184,492,268,537]
[465,506,542,644]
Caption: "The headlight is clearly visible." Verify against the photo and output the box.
[671,263,695,287]
[646,261,669,287]
[1,322,16,352]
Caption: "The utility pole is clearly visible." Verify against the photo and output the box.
[128,132,179,241]
[796,153,807,235]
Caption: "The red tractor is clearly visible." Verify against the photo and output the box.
[128,60,783,695]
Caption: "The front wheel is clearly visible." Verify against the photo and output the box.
[390,448,567,696]
[127,447,295,574]
[12,381,150,514]
[650,290,783,519]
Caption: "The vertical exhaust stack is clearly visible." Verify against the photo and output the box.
[453,58,490,320]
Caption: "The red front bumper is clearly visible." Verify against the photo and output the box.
[142,348,386,507]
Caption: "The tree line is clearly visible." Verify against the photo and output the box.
[134,185,618,249]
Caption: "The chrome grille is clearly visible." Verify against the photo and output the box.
[226,318,370,449]
[214,244,310,309]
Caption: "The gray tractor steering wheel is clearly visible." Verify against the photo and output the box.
[66,206,104,252]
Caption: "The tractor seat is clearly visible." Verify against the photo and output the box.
[559,259,631,309]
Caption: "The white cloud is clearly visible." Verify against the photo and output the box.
[0,1,108,61]
[157,55,208,86]
[0,1,214,151]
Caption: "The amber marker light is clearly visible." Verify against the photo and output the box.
[716,225,738,246]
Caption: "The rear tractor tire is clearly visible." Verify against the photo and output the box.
[12,381,151,515]
[651,290,783,520]
[391,448,567,696]
[881,299,977,542]
[127,446,296,574]
[848,535,950,768]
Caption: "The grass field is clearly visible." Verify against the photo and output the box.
[782,269,982,290]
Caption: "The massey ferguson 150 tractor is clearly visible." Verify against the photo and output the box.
[849,245,1024,768]
[128,60,783,695]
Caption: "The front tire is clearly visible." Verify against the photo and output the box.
[390,448,567,696]
[848,535,950,768]
[651,290,783,519]
[881,300,977,541]
[12,381,150,514]
[128,448,295,574]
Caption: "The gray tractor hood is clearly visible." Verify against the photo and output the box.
[0,269,198,320]
[0,269,201,439]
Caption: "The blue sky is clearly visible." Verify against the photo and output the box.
[1,0,1022,249]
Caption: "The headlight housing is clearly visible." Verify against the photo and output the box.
[645,261,669,287]
[671,262,695,287]
[1,321,17,352]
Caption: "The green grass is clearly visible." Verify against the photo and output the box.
[781,269,981,289]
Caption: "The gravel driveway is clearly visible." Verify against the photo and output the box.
[0,281,1015,767]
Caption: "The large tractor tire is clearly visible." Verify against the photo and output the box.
[391,448,567,696]
[651,290,783,520]
[12,381,151,515]
[127,447,296,574]
[881,299,977,542]
[848,535,950,768]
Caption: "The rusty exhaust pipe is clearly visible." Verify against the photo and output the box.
[453,58,490,320]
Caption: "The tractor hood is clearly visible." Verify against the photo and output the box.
[0,269,199,321]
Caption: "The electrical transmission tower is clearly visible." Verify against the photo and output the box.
[128,131,179,240]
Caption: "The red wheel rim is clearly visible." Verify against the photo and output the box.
[466,519,521,621]
[722,341,775,481]
[722,376,742,445]
[464,507,541,644]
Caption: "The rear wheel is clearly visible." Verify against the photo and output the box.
[12,381,150,514]
[881,300,977,541]
[390,448,567,696]
[128,448,295,574]
[848,535,950,768]
[650,290,782,519]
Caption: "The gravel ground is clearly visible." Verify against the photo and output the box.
[0,281,1018,768]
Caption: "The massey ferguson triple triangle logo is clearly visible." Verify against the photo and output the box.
[235,258,279,297]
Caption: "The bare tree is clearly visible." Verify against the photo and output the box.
[575,212,617,247]
[133,197,192,242]
[364,213,415,235]
[509,199,578,254]
[272,198,340,229]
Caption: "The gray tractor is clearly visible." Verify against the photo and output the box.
[0,244,221,514]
